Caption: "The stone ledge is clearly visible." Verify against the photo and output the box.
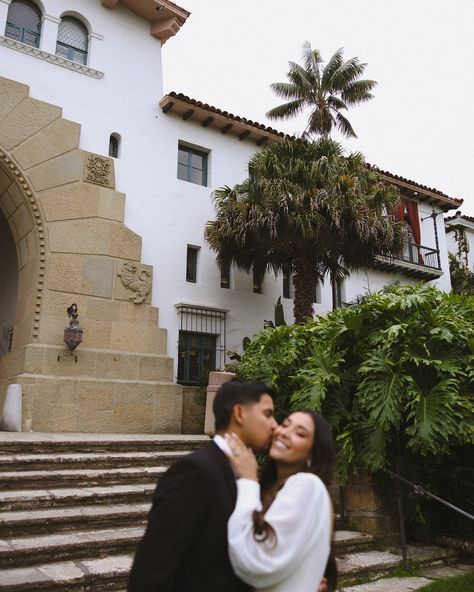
[0,36,105,79]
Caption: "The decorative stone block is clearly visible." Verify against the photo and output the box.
[83,152,115,189]
[115,261,152,304]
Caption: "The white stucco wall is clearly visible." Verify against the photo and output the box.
[445,219,474,269]
[0,0,457,378]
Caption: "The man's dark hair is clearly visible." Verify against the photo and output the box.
[213,378,275,432]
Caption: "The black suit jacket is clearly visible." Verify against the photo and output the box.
[128,441,252,592]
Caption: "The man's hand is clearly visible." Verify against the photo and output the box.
[224,433,258,481]
[317,577,328,592]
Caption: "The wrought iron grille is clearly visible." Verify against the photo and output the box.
[5,0,42,47]
[56,17,88,65]
[176,304,227,385]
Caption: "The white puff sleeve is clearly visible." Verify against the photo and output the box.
[228,472,331,589]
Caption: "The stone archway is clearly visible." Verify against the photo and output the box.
[0,75,183,433]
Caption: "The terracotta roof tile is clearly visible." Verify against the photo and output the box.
[445,212,474,223]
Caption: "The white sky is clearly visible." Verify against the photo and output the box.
[162,0,474,216]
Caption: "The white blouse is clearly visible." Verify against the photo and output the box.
[228,472,331,592]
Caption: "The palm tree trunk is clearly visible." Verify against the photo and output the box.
[292,258,315,323]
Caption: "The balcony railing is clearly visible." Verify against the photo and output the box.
[397,243,441,270]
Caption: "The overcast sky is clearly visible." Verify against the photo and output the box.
[162,0,474,216]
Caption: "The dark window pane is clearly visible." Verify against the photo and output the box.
[178,148,188,165]
[177,144,207,186]
[253,268,262,294]
[109,135,119,158]
[220,263,230,288]
[177,163,188,181]
[191,152,203,169]
[186,247,198,283]
[177,331,217,385]
[190,167,203,185]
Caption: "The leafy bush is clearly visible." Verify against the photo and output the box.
[237,284,474,485]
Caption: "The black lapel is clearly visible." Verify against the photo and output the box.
[208,440,237,503]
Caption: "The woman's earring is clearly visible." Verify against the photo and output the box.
[306,458,312,469]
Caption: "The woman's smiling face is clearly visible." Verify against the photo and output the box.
[269,411,315,469]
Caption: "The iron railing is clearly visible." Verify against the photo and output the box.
[396,243,441,270]
[388,469,474,562]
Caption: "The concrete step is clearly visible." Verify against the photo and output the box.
[337,544,458,578]
[0,466,167,490]
[0,450,188,471]
[0,503,151,537]
[339,562,474,591]
[0,433,209,455]
[0,553,133,592]
[0,526,143,569]
[0,483,156,512]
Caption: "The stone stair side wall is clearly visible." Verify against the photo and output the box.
[0,76,182,433]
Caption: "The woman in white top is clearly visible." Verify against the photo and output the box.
[225,409,336,592]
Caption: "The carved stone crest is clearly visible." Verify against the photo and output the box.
[85,154,112,186]
[117,262,152,304]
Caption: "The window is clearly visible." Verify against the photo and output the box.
[1,324,14,356]
[176,304,227,385]
[186,246,199,283]
[109,134,120,158]
[220,262,231,289]
[282,265,292,299]
[5,0,42,48]
[253,268,263,294]
[56,16,88,65]
[177,143,208,186]
[335,279,344,308]
[178,332,216,385]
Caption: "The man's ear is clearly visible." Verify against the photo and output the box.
[231,403,245,427]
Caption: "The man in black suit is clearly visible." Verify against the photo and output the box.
[128,378,277,592]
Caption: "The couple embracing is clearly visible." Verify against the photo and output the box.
[128,379,337,592]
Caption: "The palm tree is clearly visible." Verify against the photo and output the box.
[205,138,405,322]
[266,42,376,139]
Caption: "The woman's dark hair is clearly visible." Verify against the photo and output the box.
[253,409,337,591]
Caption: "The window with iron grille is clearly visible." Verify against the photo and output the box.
[5,0,42,48]
[176,304,227,385]
[56,16,88,65]
[186,246,199,283]
[177,143,208,186]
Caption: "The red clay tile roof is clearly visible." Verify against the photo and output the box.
[165,92,293,140]
[445,212,474,223]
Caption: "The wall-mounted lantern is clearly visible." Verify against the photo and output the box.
[58,303,83,362]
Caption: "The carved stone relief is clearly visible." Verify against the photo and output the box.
[117,261,152,304]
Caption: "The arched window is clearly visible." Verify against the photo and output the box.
[5,0,42,48]
[108,134,120,158]
[56,16,88,65]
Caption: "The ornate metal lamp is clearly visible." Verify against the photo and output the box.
[59,303,83,362]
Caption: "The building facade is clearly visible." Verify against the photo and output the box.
[0,0,463,432]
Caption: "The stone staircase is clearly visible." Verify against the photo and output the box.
[0,433,466,591]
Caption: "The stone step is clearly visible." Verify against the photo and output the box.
[0,450,188,472]
[0,483,156,512]
[0,433,209,455]
[0,526,143,569]
[0,503,151,538]
[337,544,458,578]
[0,543,463,591]
[0,553,133,592]
[0,466,166,490]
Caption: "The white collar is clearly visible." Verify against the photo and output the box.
[213,434,232,456]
